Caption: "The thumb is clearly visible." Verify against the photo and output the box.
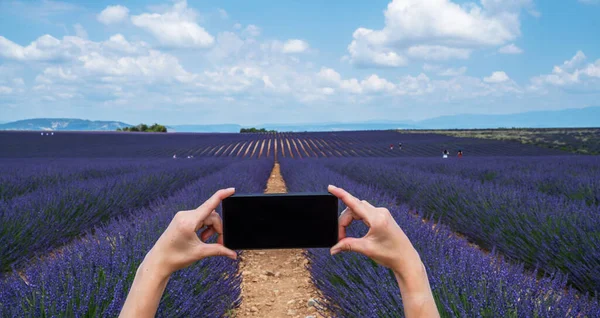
[201,244,238,260]
[330,237,368,256]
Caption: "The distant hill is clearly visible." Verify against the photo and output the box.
[417,107,600,129]
[261,122,418,132]
[0,118,130,131]
[2,106,598,132]
[168,124,241,133]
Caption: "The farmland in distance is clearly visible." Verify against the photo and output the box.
[0,130,599,317]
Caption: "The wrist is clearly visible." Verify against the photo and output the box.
[391,248,424,281]
[140,249,173,281]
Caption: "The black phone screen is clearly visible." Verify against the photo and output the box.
[222,193,338,249]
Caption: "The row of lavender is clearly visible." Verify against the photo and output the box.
[0,159,185,201]
[280,159,600,316]
[0,159,273,316]
[0,130,567,159]
[0,159,230,272]
[322,157,600,295]
[385,156,600,206]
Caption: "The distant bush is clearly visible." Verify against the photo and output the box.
[240,127,276,133]
[117,123,167,133]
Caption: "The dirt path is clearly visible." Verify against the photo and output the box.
[236,163,323,318]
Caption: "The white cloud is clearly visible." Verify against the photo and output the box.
[322,87,335,95]
[347,30,407,67]
[73,24,88,39]
[103,34,149,54]
[317,67,428,95]
[562,51,586,70]
[131,0,214,48]
[35,66,77,84]
[484,71,510,83]
[530,51,600,92]
[0,86,13,94]
[282,39,309,54]
[347,0,534,67]
[262,75,275,89]
[217,8,228,19]
[242,25,261,37]
[97,5,129,25]
[0,34,73,61]
[397,74,434,96]
[498,43,523,54]
[317,67,342,83]
[423,64,467,77]
[361,74,396,93]
[79,50,193,82]
[406,45,470,60]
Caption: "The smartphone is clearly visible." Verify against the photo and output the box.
[222,193,338,249]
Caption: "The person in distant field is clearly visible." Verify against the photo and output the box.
[442,149,449,159]
[390,144,394,150]
[173,154,177,159]
[398,142,402,150]
[120,186,440,318]
[457,150,463,158]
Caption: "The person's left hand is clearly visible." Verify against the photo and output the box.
[143,188,238,278]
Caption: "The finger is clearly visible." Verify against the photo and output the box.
[201,212,224,234]
[328,185,371,224]
[193,188,235,224]
[200,244,237,260]
[338,208,361,240]
[200,227,216,242]
[330,237,368,256]
[361,200,375,208]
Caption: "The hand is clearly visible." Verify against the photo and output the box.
[143,188,238,279]
[328,185,422,276]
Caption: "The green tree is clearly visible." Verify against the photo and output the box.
[117,123,167,133]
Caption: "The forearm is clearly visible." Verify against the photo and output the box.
[120,257,171,317]
[393,252,439,318]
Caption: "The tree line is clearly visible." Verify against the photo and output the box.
[240,127,276,133]
[117,123,168,132]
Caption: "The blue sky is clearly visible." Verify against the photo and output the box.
[1,0,599,125]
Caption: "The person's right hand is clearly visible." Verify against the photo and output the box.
[328,185,423,276]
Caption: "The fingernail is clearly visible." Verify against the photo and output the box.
[330,248,340,255]
[328,185,337,189]
[228,187,235,191]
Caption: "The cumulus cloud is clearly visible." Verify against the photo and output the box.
[0,34,74,61]
[0,86,13,94]
[317,67,430,95]
[530,51,600,92]
[423,64,467,77]
[347,0,534,67]
[97,5,129,25]
[73,24,88,39]
[282,39,309,54]
[406,46,471,61]
[131,0,214,48]
[498,43,523,54]
[242,25,261,37]
[484,71,510,83]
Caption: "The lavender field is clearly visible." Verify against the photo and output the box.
[0,130,599,317]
